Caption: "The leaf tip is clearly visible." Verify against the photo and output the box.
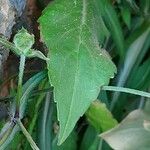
[57,123,74,145]
[57,134,66,146]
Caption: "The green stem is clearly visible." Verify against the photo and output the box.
[17,119,40,150]
[16,55,26,117]
[102,86,150,110]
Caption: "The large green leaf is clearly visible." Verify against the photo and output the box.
[86,100,118,132]
[39,0,116,144]
[101,110,150,150]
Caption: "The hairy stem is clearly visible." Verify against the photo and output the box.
[15,54,26,117]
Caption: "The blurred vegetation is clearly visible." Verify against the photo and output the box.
[0,0,150,149]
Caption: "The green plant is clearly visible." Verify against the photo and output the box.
[0,28,48,150]
[0,0,150,149]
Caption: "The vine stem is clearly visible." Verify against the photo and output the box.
[17,119,40,150]
[15,54,26,117]
[102,86,150,110]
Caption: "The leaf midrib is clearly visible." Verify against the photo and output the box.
[59,0,87,143]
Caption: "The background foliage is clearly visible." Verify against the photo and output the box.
[0,0,150,149]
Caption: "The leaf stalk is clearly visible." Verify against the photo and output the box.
[102,86,150,110]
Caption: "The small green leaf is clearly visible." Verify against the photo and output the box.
[86,100,118,132]
[39,0,116,144]
[101,110,150,150]
[27,50,50,61]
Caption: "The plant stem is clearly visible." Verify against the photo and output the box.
[16,54,26,117]
[17,119,40,150]
[138,97,145,109]
[102,86,150,110]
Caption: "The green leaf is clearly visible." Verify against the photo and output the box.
[101,110,150,150]
[86,100,118,132]
[27,50,49,61]
[39,0,116,144]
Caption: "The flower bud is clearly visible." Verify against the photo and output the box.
[13,28,35,55]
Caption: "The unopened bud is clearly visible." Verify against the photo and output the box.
[13,28,34,55]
